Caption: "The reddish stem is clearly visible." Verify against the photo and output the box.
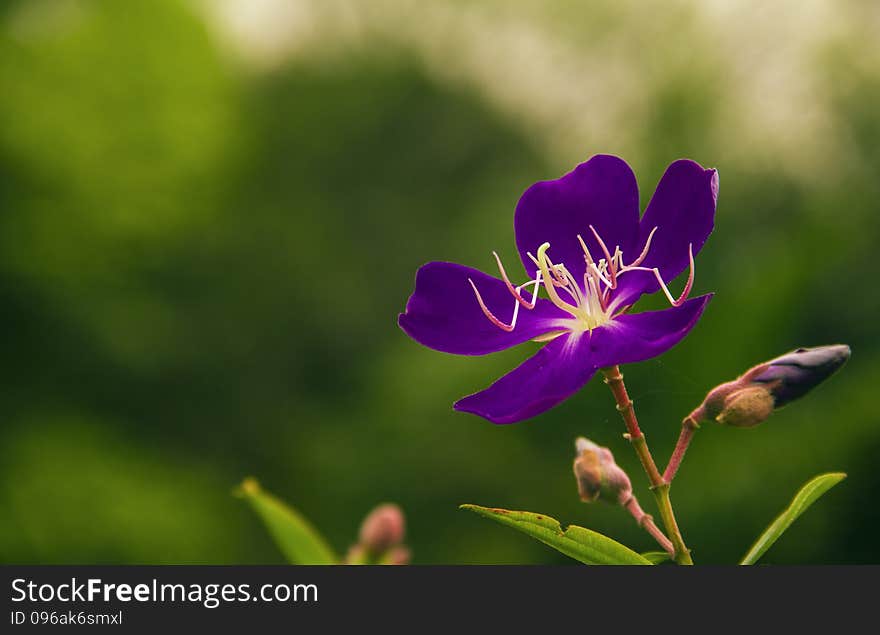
[601,366,693,564]
[601,366,664,486]
[622,496,674,556]
[663,413,701,483]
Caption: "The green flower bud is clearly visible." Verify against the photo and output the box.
[713,385,775,428]
[573,437,632,505]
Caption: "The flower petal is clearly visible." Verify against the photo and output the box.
[515,155,640,281]
[611,160,718,309]
[399,261,569,355]
[589,294,712,367]
[454,331,596,424]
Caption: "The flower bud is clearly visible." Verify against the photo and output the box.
[749,345,851,407]
[573,437,632,505]
[694,344,850,428]
[712,385,775,427]
[358,503,406,555]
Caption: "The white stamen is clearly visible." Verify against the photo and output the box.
[590,263,613,289]
[470,228,694,334]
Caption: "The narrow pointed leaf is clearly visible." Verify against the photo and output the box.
[641,551,672,564]
[235,477,337,564]
[740,472,846,565]
[461,504,651,565]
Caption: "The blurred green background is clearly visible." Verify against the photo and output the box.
[1,0,878,564]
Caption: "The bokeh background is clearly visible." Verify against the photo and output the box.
[1,0,878,564]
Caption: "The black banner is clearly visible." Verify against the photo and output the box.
[1,565,876,630]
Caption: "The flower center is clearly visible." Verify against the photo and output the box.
[468,225,695,335]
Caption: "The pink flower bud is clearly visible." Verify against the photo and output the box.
[358,503,406,555]
[573,437,632,505]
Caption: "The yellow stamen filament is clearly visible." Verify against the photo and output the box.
[534,243,583,319]
[532,330,567,343]
[576,234,595,266]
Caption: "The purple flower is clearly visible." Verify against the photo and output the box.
[399,155,718,424]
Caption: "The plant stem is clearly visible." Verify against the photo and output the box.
[652,484,690,563]
[663,414,700,483]
[601,366,693,565]
[601,367,663,483]
[622,496,674,556]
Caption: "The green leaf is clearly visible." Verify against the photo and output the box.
[235,477,337,564]
[460,504,651,565]
[641,551,672,564]
[740,472,846,565]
